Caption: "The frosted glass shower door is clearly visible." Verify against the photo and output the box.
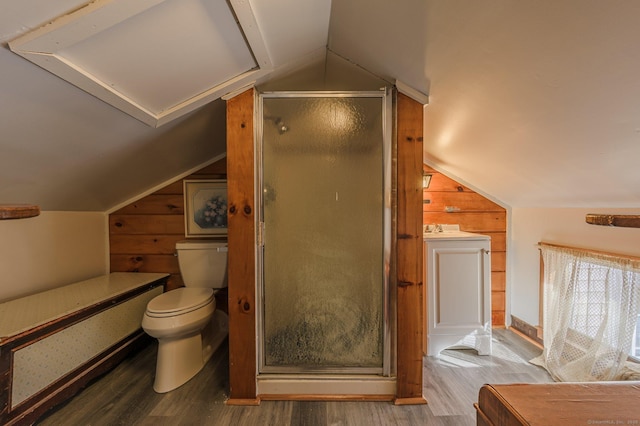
[260,94,387,373]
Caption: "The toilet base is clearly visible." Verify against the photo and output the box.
[154,332,203,393]
[153,310,229,393]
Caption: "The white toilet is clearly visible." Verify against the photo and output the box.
[142,239,229,393]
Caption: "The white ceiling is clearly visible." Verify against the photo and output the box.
[330,0,640,208]
[2,0,640,211]
[8,0,273,126]
[0,0,330,210]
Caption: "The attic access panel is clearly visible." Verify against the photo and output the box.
[9,0,272,127]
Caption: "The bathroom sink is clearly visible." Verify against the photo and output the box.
[424,231,485,240]
[424,224,460,233]
[423,224,488,240]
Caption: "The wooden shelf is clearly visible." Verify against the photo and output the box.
[0,204,40,220]
[586,214,640,228]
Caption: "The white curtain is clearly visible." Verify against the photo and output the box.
[537,244,640,381]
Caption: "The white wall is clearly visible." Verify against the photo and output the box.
[0,211,108,302]
[510,207,640,325]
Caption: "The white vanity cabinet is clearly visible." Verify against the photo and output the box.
[424,231,491,357]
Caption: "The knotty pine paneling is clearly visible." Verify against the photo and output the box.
[225,88,258,403]
[112,194,185,215]
[426,192,503,212]
[108,158,227,292]
[492,311,506,328]
[110,235,185,255]
[109,215,185,235]
[423,212,506,232]
[492,271,506,292]
[395,93,426,403]
[491,252,506,272]
[423,166,507,327]
[491,292,506,314]
[487,232,506,251]
[110,254,180,274]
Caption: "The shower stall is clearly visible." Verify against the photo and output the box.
[256,90,395,387]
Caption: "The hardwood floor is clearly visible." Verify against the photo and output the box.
[36,329,552,425]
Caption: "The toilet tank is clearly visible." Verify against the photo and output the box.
[175,240,228,288]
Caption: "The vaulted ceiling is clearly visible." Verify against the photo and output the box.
[2,0,640,211]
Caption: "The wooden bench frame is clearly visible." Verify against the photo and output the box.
[0,274,167,425]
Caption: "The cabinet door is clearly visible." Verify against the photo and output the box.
[426,238,491,355]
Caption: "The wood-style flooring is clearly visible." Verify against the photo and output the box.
[36,329,552,425]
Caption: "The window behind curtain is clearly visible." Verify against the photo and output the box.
[538,243,640,381]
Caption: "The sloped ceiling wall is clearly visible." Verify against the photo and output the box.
[0,1,228,211]
[0,0,330,211]
[0,34,228,211]
[2,0,640,211]
[329,0,640,207]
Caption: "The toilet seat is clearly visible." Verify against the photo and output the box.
[146,287,214,318]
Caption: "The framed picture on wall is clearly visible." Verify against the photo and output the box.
[184,179,228,237]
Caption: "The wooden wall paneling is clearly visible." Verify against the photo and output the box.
[422,168,471,192]
[425,192,504,212]
[109,215,185,235]
[492,311,506,327]
[110,254,180,274]
[492,272,506,292]
[149,161,226,195]
[109,252,184,294]
[491,292,506,313]
[192,160,227,176]
[487,232,506,251]
[163,274,184,291]
[109,235,185,255]
[422,167,507,327]
[491,252,506,272]
[111,194,185,215]
[395,93,427,405]
[153,181,184,194]
[422,212,506,232]
[225,88,258,404]
[109,155,227,294]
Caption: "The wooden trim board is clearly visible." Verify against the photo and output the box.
[226,88,257,401]
[395,93,426,404]
[586,213,640,228]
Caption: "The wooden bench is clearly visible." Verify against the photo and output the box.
[475,382,640,425]
[0,272,168,425]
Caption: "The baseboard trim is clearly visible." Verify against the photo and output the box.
[225,398,261,406]
[394,396,428,405]
[260,394,396,402]
[256,375,396,398]
[510,315,543,347]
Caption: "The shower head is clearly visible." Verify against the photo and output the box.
[276,119,288,134]
[265,116,289,134]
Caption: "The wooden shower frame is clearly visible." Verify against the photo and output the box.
[225,89,425,404]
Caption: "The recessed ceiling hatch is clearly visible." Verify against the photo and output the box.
[9,0,273,127]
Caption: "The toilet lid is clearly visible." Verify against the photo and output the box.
[146,287,214,316]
